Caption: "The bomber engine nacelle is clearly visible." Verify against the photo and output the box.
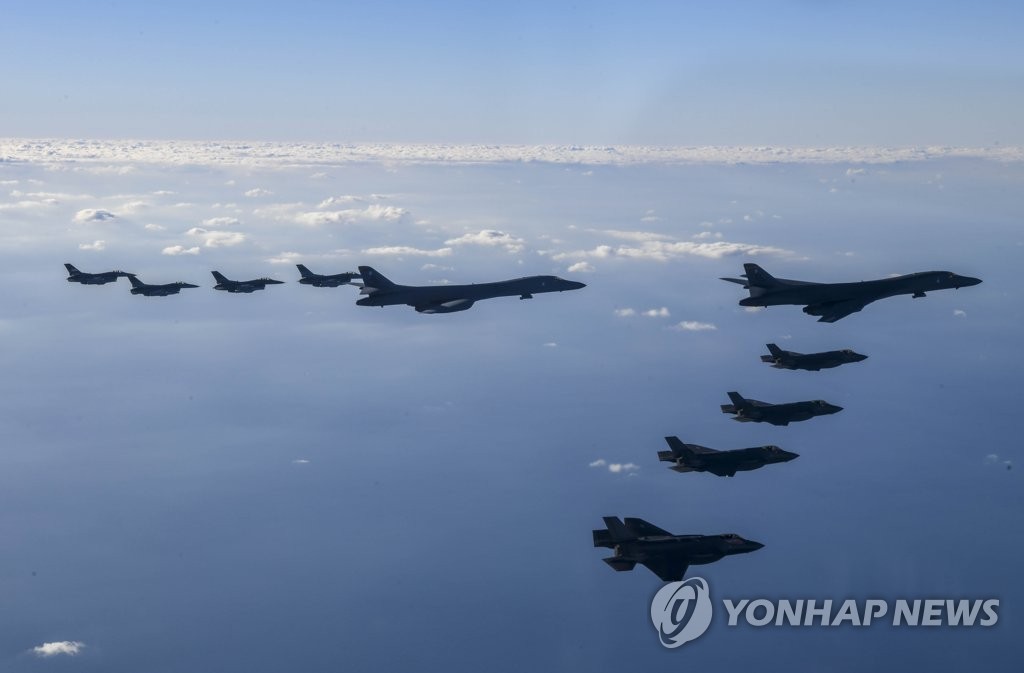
[417,299,475,314]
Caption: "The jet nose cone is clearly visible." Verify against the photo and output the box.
[781,450,800,462]
[856,354,869,361]
[827,404,844,414]
[958,275,982,287]
[746,540,765,552]
[566,281,587,290]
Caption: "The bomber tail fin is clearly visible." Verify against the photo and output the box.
[357,266,398,294]
[743,263,779,288]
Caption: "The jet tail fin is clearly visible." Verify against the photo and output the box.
[600,516,634,543]
[727,391,746,407]
[211,271,230,284]
[64,263,80,275]
[766,343,784,357]
[357,266,398,294]
[296,264,314,278]
[127,275,144,288]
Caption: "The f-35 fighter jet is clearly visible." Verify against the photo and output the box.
[721,391,842,426]
[127,274,199,296]
[296,264,361,287]
[658,436,798,477]
[593,516,763,582]
[722,263,981,322]
[355,266,585,313]
[65,263,131,285]
[761,343,867,371]
[212,271,285,293]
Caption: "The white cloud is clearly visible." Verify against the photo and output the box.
[567,261,594,273]
[202,216,241,227]
[186,227,246,248]
[295,204,407,227]
[421,263,454,271]
[693,231,723,240]
[244,188,273,197]
[953,309,967,317]
[362,246,452,257]
[444,229,525,253]
[32,641,85,658]
[73,208,115,223]
[266,251,304,264]
[543,342,558,348]
[78,240,105,251]
[642,307,670,318]
[318,195,362,208]
[553,240,791,262]
[671,320,717,332]
[145,223,166,231]
[614,308,636,317]
[292,459,310,465]
[162,245,200,256]
[588,459,607,468]
[119,200,149,214]
[608,463,640,474]
[601,230,671,242]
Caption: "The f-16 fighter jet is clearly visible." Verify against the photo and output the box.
[127,275,199,296]
[296,264,361,287]
[721,391,842,426]
[355,266,585,313]
[65,263,131,285]
[658,436,798,477]
[761,343,867,371]
[212,271,284,293]
[722,263,981,322]
[593,516,763,582]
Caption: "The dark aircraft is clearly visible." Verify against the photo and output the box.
[296,264,361,287]
[721,391,842,426]
[355,266,586,313]
[658,435,798,477]
[761,343,867,371]
[722,263,981,322]
[127,274,199,296]
[65,263,131,285]
[593,516,763,582]
[212,271,285,293]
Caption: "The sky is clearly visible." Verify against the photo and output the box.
[2,1,1024,145]
[0,3,1022,672]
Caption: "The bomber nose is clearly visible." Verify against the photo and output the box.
[957,275,982,288]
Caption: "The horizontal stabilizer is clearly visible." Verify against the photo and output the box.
[721,404,738,414]
[657,450,676,462]
[603,558,637,572]
[592,529,615,548]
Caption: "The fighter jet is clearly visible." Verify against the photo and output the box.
[211,271,285,293]
[296,264,361,287]
[721,391,842,426]
[355,266,586,313]
[65,263,131,285]
[658,435,798,477]
[722,263,981,322]
[593,516,763,582]
[761,343,867,371]
[127,274,199,296]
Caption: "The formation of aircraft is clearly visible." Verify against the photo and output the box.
[67,255,984,586]
[657,436,798,477]
[761,343,867,371]
[593,516,763,582]
[720,391,843,426]
[722,262,981,322]
[356,266,585,313]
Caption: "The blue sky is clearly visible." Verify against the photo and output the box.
[3,1,1023,144]
[0,2,1021,670]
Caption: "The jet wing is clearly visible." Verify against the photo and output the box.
[802,297,874,323]
[414,299,475,314]
[640,557,688,582]
[623,517,672,537]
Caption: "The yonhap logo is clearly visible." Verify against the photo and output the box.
[650,577,714,648]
